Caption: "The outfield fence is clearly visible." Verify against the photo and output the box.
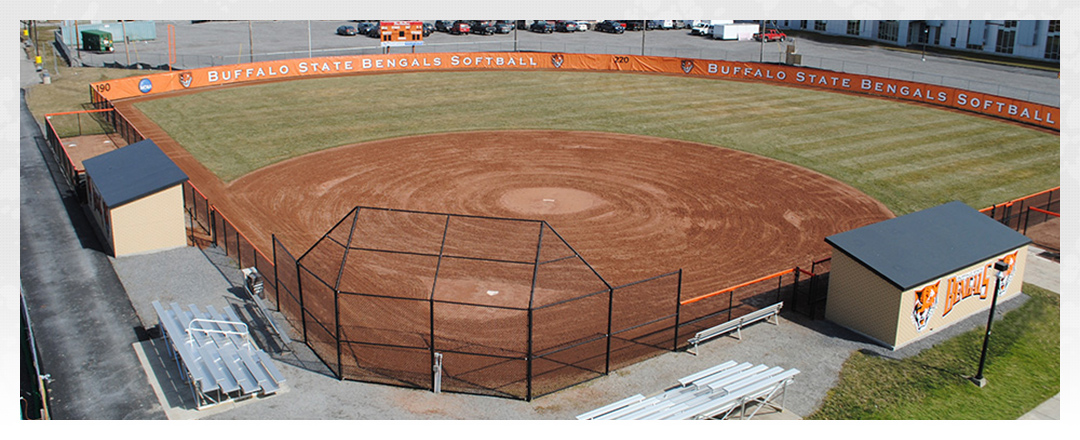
[979,187,1060,233]
[65,32,1057,107]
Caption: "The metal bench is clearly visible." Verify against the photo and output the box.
[577,360,799,420]
[686,302,782,355]
[152,301,286,409]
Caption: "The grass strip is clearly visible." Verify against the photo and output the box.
[808,283,1059,419]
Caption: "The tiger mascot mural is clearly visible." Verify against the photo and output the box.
[912,281,940,332]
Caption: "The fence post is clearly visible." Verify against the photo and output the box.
[297,259,307,344]
[211,208,218,247]
[727,289,734,322]
[272,234,280,311]
[605,285,614,376]
[790,268,799,305]
[673,269,682,351]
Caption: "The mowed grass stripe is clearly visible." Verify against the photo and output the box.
[134,70,1058,215]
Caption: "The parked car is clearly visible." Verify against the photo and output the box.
[595,20,624,33]
[575,20,590,31]
[622,21,644,31]
[356,22,378,35]
[690,22,710,35]
[530,20,555,33]
[422,22,434,36]
[434,20,453,32]
[646,20,664,30]
[469,20,496,35]
[753,29,787,42]
[336,25,357,36]
[555,20,578,32]
[493,21,514,33]
[450,20,471,35]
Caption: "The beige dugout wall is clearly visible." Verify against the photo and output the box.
[824,250,904,348]
[107,185,187,257]
[826,246,1027,350]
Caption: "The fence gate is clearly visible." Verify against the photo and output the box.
[793,258,830,319]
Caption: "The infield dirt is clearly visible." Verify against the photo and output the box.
[112,99,893,301]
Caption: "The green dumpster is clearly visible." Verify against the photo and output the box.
[81,29,114,53]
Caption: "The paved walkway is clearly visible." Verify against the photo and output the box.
[1016,247,1060,420]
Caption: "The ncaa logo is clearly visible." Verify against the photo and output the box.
[138,78,153,93]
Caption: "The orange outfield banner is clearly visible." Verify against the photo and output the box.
[90,52,1059,130]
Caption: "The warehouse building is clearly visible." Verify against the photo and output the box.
[776,20,1059,62]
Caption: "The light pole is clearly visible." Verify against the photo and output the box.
[970,259,1010,388]
[641,20,646,56]
[759,19,765,63]
[248,20,254,63]
[921,25,929,61]
[122,20,131,66]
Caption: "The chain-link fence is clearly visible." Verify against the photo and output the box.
[62,28,1057,107]
[270,206,685,400]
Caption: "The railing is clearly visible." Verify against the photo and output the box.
[979,187,1060,233]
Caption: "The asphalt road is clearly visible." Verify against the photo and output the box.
[66,20,1058,106]
[18,83,166,419]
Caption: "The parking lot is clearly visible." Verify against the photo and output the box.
[64,20,1058,106]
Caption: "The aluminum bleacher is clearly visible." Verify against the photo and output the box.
[153,300,286,409]
[577,361,799,420]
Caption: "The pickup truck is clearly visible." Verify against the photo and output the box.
[753,29,787,42]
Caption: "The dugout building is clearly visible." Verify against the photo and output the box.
[83,139,189,257]
[823,201,1030,350]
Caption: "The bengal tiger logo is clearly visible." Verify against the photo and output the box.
[997,251,1018,293]
[912,281,939,332]
[551,53,564,68]
[178,72,193,88]
[681,59,694,74]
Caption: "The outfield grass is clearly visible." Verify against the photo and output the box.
[809,283,1059,419]
[133,70,1058,215]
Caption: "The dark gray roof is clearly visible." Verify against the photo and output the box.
[82,139,188,208]
[825,201,1031,291]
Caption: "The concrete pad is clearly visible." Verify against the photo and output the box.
[1024,246,1059,294]
[729,402,802,420]
[132,338,288,420]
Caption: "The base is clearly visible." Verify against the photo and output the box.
[969,376,988,388]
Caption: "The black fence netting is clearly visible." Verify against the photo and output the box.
[273,236,304,339]
[271,207,688,400]
[609,271,682,371]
